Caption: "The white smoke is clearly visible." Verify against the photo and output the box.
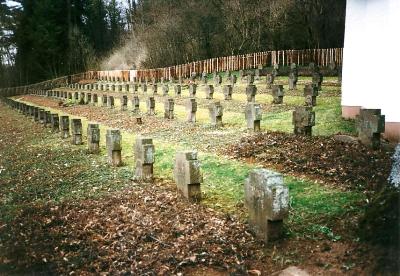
[100,33,147,70]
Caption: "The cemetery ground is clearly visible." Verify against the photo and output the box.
[0,76,399,275]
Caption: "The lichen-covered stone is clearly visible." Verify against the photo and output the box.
[201,72,207,84]
[108,96,115,108]
[162,84,169,96]
[246,85,257,102]
[244,168,289,242]
[245,103,262,132]
[87,123,100,153]
[186,98,197,123]
[288,63,298,90]
[223,85,233,100]
[146,96,155,115]
[271,85,284,104]
[60,115,70,139]
[174,151,202,202]
[174,85,181,97]
[356,109,385,149]
[71,119,83,145]
[164,97,174,119]
[132,95,140,114]
[50,114,59,132]
[303,84,319,106]
[189,84,197,97]
[205,84,214,99]
[106,129,122,166]
[44,111,52,127]
[292,106,315,136]
[134,136,155,180]
[121,95,128,111]
[208,101,223,127]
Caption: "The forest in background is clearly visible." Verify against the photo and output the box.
[0,0,346,87]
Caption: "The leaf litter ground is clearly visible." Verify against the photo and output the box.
[0,94,398,275]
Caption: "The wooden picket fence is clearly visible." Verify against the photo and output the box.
[136,47,343,80]
[0,47,343,95]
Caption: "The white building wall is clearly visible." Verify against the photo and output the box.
[342,0,400,122]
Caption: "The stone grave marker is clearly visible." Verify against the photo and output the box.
[152,83,157,95]
[225,70,231,80]
[244,168,289,243]
[130,83,138,93]
[121,95,128,111]
[108,96,115,108]
[356,109,385,149]
[209,101,223,127]
[230,75,237,86]
[246,84,257,102]
[132,95,140,114]
[142,83,147,94]
[186,98,197,123]
[44,111,52,127]
[51,114,59,132]
[102,95,108,107]
[86,93,92,104]
[71,119,83,145]
[271,85,284,104]
[214,74,222,86]
[164,97,174,119]
[134,136,155,180]
[174,84,181,97]
[292,106,315,136]
[303,84,318,106]
[162,84,169,96]
[247,73,255,85]
[87,123,100,153]
[39,109,45,124]
[255,68,260,81]
[146,96,155,115]
[239,70,244,81]
[272,64,279,77]
[245,103,262,132]
[288,63,298,90]
[174,151,202,202]
[189,84,197,97]
[311,65,323,90]
[93,94,98,105]
[201,72,207,84]
[60,115,70,138]
[106,129,122,166]
[223,85,233,100]
[33,107,39,122]
[205,84,214,99]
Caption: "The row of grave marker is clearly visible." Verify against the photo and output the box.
[31,80,386,150]
[65,63,324,93]
[0,60,333,99]
[3,98,292,244]
[32,86,317,134]
[58,82,320,108]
